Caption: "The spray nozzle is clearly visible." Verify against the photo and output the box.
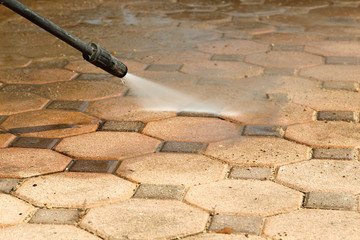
[83,43,128,78]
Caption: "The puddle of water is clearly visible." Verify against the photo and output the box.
[124,73,221,114]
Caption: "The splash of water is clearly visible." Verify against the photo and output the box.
[123,73,221,114]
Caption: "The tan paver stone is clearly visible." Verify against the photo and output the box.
[0,92,49,115]
[87,97,176,122]
[65,60,107,74]
[29,208,80,224]
[185,179,303,216]
[276,160,360,194]
[206,137,310,167]
[221,101,315,125]
[307,25,360,37]
[55,132,161,160]
[285,121,360,148]
[305,41,360,57]
[184,233,266,240]
[264,209,360,240]
[292,89,360,111]
[253,32,325,45]
[182,61,263,79]
[117,153,227,186]
[300,65,360,82]
[0,68,77,84]
[0,224,101,240]
[0,110,100,138]
[0,56,31,69]
[32,80,127,101]
[0,133,16,148]
[197,40,268,55]
[245,51,323,69]
[143,117,241,142]
[132,50,211,64]
[0,194,35,227]
[15,172,136,208]
[0,148,71,178]
[309,6,360,19]
[81,199,208,239]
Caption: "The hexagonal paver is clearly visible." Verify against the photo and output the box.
[292,89,360,111]
[300,65,360,82]
[276,160,360,194]
[0,148,71,178]
[197,40,268,55]
[132,50,211,64]
[80,199,208,239]
[15,172,136,208]
[0,224,101,240]
[182,61,263,79]
[253,32,325,45]
[87,97,176,122]
[184,234,266,240]
[0,194,35,227]
[32,80,127,101]
[285,121,360,148]
[221,101,315,125]
[309,6,360,19]
[0,92,49,115]
[0,133,16,148]
[65,60,107,74]
[185,179,302,216]
[55,132,161,160]
[206,137,310,167]
[305,41,360,57]
[0,110,100,138]
[117,153,227,186]
[245,51,323,69]
[0,68,77,84]
[264,209,360,240]
[143,117,241,142]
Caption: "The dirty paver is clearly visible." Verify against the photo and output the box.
[2,0,360,239]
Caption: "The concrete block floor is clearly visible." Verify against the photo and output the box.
[2,0,360,239]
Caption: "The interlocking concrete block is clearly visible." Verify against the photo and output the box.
[0,224,101,240]
[161,141,207,153]
[15,172,136,208]
[69,160,119,173]
[87,97,176,122]
[0,92,49,115]
[80,199,209,239]
[286,121,360,147]
[0,110,100,138]
[29,209,80,224]
[100,121,144,132]
[206,136,310,167]
[304,192,358,211]
[55,132,161,160]
[277,160,360,194]
[0,68,77,84]
[0,193,34,227]
[264,209,360,240]
[300,65,360,82]
[317,111,355,121]
[0,133,16,148]
[0,148,71,178]
[46,100,89,111]
[209,215,263,235]
[0,179,19,193]
[133,184,185,200]
[197,40,268,55]
[230,166,272,180]
[312,148,356,160]
[305,41,360,57]
[10,137,59,149]
[143,117,241,142]
[185,179,303,216]
[117,153,226,186]
[245,51,323,69]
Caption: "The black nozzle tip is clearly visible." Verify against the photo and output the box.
[83,43,127,78]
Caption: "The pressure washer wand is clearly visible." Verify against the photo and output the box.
[1,0,127,78]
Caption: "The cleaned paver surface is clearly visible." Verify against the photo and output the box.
[1,0,360,239]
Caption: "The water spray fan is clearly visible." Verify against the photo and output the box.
[1,0,128,78]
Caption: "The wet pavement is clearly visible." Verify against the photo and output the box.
[2,0,360,239]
